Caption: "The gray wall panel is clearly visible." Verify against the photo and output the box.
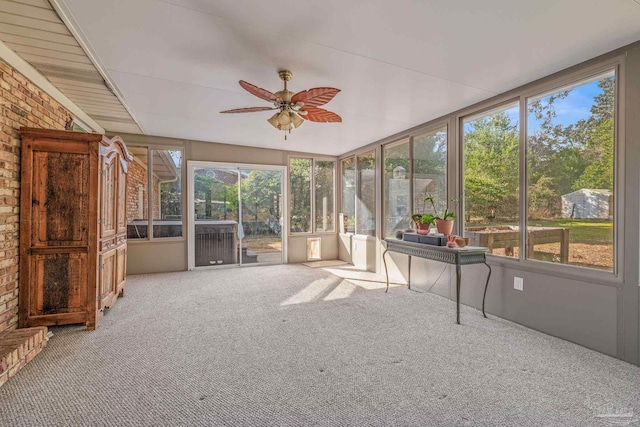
[127,241,187,275]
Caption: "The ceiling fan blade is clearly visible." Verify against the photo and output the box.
[292,87,340,107]
[220,106,276,113]
[300,107,342,123]
[239,80,282,103]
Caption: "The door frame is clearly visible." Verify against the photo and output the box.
[187,161,288,270]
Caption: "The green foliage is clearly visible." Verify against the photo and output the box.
[422,195,458,220]
[412,213,435,225]
[464,75,614,223]
[289,158,312,232]
[159,176,181,218]
[528,176,557,218]
[464,112,519,222]
[192,171,238,220]
[241,170,281,220]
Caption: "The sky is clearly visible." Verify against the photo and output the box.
[464,75,612,134]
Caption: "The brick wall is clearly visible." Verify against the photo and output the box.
[126,157,161,225]
[153,176,160,220]
[126,159,148,224]
[0,60,71,333]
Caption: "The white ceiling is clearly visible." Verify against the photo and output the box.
[57,0,640,156]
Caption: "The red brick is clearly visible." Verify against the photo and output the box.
[0,60,70,335]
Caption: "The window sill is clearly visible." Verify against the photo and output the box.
[127,238,186,244]
[289,231,338,236]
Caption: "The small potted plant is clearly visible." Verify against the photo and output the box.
[411,213,435,235]
[424,195,459,236]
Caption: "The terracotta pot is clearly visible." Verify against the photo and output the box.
[435,219,454,236]
[455,237,470,248]
[416,222,431,235]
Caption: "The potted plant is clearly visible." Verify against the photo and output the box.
[411,213,435,235]
[424,195,459,236]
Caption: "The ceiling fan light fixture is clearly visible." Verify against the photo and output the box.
[277,110,291,126]
[267,113,280,129]
[290,112,304,129]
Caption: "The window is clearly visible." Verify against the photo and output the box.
[289,158,336,233]
[127,147,183,240]
[463,103,520,258]
[383,141,410,238]
[356,151,376,236]
[341,157,356,233]
[382,127,448,239]
[526,71,615,271]
[340,153,377,236]
[413,128,447,225]
[152,149,183,237]
[315,160,335,232]
[127,147,150,239]
[289,158,312,233]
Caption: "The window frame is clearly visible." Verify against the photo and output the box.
[382,138,411,239]
[355,149,377,236]
[288,155,337,235]
[126,145,186,243]
[380,122,449,239]
[313,158,337,233]
[522,68,619,275]
[459,98,521,260]
[338,147,382,237]
[456,60,623,284]
[339,155,357,234]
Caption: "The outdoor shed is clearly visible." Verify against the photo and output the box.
[561,189,612,219]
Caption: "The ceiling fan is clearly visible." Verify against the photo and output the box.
[220,70,341,140]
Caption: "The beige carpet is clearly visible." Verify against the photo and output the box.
[1,264,639,426]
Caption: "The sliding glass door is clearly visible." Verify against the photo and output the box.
[188,162,285,269]
[240,168,284,265]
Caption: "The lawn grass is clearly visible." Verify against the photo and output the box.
[527,218,613,245]
[466,218,613,270]
[468,218,612,245]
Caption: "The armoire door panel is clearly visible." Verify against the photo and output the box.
[31,151,90,247]
[98,249,117,310]
[100,152,118,239]
[117,160,127,235]
[29,252,88,316]
[116,244,127,294]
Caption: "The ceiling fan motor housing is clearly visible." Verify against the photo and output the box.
[275,90,295,104]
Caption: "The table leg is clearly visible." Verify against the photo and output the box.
[407,255,411,290]
[456,264,461,325]
[383,249,390,293]
[482,261,492,318]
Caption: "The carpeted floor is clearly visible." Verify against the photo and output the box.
[1,264,639,426]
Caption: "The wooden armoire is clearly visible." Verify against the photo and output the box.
[19,128,132,330]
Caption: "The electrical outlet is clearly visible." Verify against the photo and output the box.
[514,277,524,291]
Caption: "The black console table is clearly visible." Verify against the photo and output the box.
[382,239,491,324]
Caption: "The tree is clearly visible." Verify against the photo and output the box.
[464,112,519,222]
[289,159,312,231]
[525,75,614,217]
[241,170,281,220]
[570,77,615,191]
